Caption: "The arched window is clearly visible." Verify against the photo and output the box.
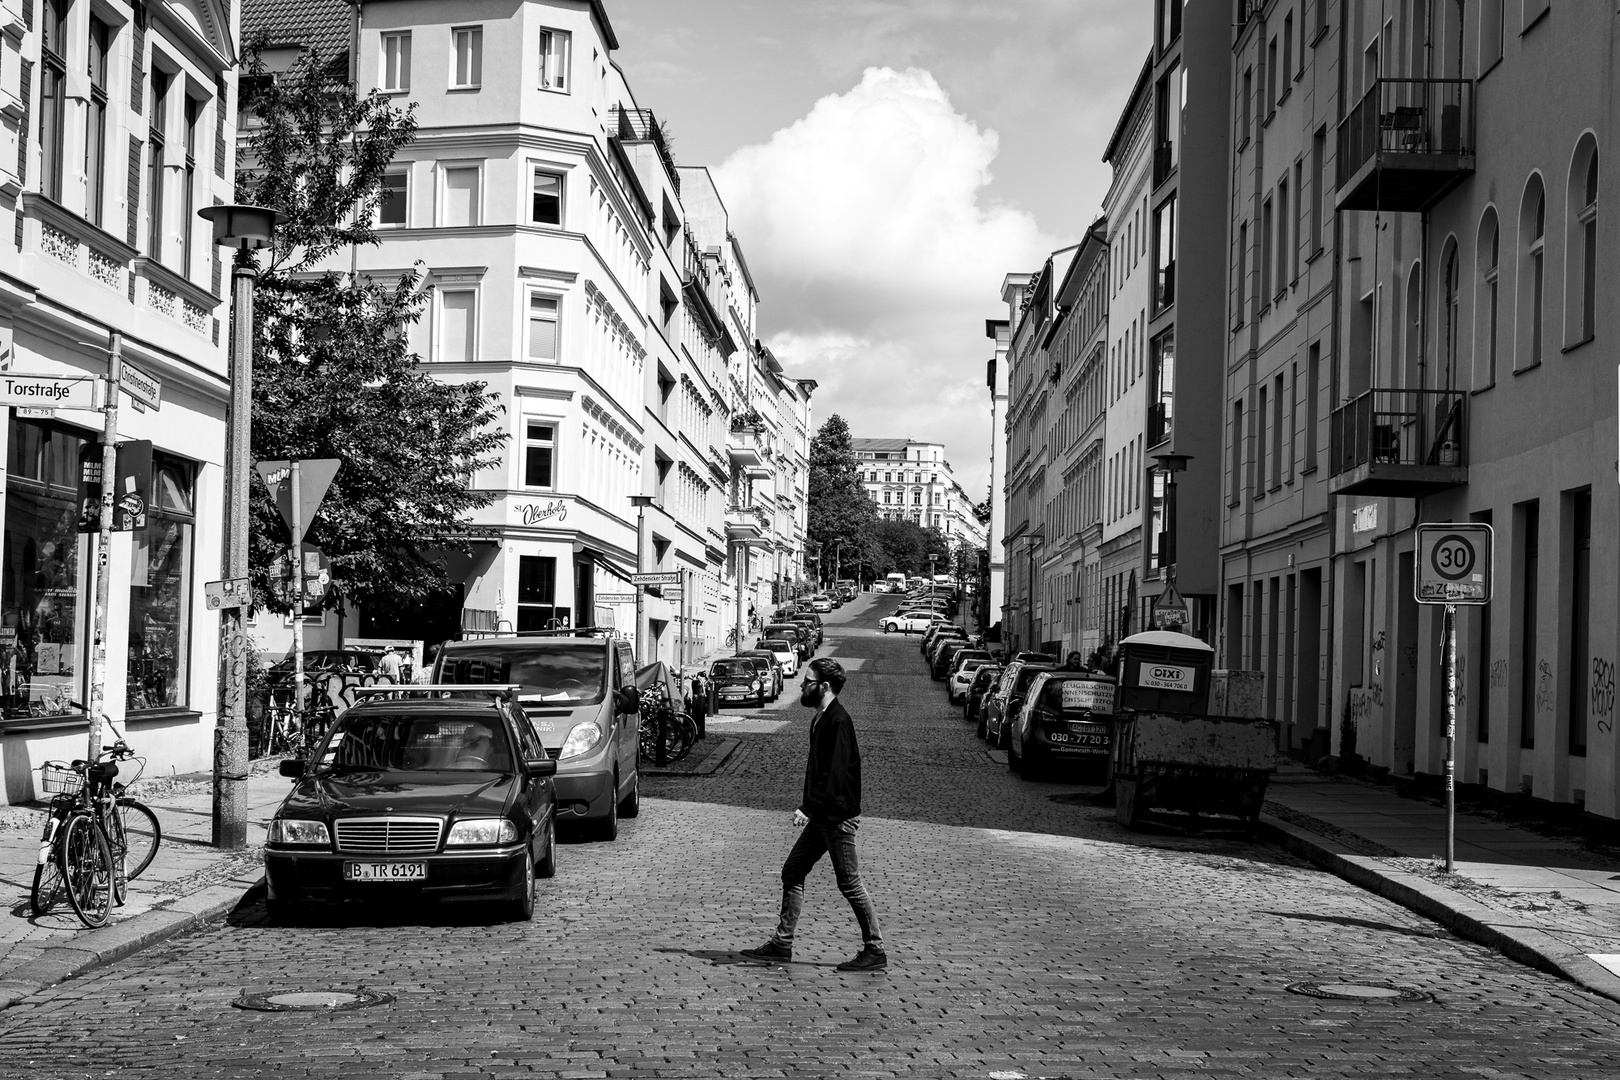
[1516,175,1547,371]
[1474,209,1500,389]
[1404,261,1423,390]
[1565,135,1599,347]
[1440,238,1461,389]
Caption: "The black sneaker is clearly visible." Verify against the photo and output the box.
[739,941,792,962]
[836,947,888,972]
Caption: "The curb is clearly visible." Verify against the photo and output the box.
[0,876,264,1012]
[640,736,743,778]
[1258,814,1620,1007]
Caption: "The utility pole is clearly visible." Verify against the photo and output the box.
[630,495,654,666]
[86,333,122,760]
[289,461,305,719]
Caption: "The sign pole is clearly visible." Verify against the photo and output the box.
[1445,601,1457,874]
[290,460,305,723]
[86,333,122,761]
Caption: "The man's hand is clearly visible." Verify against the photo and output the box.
[792,809,809,827]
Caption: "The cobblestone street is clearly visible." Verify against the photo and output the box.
[2,597,1618,1078]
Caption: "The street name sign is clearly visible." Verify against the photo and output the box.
[631,571,682,586]
[0,373,97,409]
[119,361,162,411]
[595,592,635,604]
[1416,523,1493,605]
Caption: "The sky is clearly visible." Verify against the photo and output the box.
[610,0,1151,503]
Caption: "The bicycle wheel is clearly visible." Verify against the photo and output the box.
[116,799,161,880]
[61,814,114,928]
[101,802,128,907]
[669,714,698,762]
[30,816,66,916]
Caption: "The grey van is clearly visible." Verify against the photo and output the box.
[432,630,641,841]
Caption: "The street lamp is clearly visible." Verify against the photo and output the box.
[198,203,282,850]
[630,495,656,667]
[832,537,843,588]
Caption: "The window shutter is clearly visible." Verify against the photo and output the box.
[127,136,142,245]
[213,76,226,177]
[17,61,29,186]
[130,2,146,116]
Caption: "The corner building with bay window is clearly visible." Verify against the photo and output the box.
[0,0,241,803]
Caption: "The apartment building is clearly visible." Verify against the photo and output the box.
[1220,0,1337,758]
[983,308,1013,634]
[0,0,242,802]
[853,437,986,548]
[241,0,809,669]
[1320,1,1620,819]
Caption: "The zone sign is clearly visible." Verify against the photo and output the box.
[1415,523,1494,605]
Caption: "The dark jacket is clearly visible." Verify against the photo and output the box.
[800,698,861,821]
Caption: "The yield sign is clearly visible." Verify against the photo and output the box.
[256,459,340,541]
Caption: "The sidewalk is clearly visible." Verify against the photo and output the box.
[0,765,287,1009]
[1259,760,1620,1003]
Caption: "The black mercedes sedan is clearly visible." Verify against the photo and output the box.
[264,685,558,923]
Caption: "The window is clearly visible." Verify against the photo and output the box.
[1159,0,1181,49]
[86,17,110,227]
[1149,328,1174,446]
[1517,176,1546,370]
[2,418,92,721]
[532,167,563,226]
[1518,501,1539,749]
[38,0,66,203]
[528,294,559,361]
[516,556,567,632]
[1260,197,1274,306]
[147,70,169,259]
[128,457,195,712]
[1481,0,1505,69]
[1266,38,1278,116]
[441,165,480,227]
[1476,209,1500,389]
[1565,137,1599,347]
[1256,386,1268,497]
[522,421,555,488]
[1154,64,1180,184]
[378,168,408,226]
[1282,11,1294,87]
[1292,160,1304,281]
[1229,400,1245,506]
[1240,68,1252,145]
[1304,342,1320,470]
[1568,489,1591,756]
[1153,194,1177,312]
[539,28,571,91]
[1310,127,1326,256]
[182,96,199,275]
[912,490,922,506]
[452,26,483,89]
[1475,509,1494,743]
[1235,222,1248,326]
[439,290,476,362]
[381,32,411,92]
[1270,374,1284,489]
[1275,177,1289,296]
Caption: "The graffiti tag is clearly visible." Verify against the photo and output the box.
[1592,658,1616,734]
[1534,660,1555,715]
[1490,659,1509,689]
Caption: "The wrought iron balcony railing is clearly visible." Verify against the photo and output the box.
[1328,387,1468,497]
[1336,78,1474,212]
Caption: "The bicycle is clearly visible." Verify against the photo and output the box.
[33,736,162,927]
[638,690,696,764]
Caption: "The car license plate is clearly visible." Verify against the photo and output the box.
[344,862,426,882]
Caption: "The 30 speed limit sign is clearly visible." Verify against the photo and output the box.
[1415,523,1494,604]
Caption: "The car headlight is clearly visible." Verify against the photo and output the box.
[752,679,762,691]
[560,721,604,759]
[446,818,517,846]
[269,819,330,846]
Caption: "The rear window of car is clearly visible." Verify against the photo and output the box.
[317,711,513,773]
[436,641,607,706]
[762,639,791,651]
[1013,667,1053,694]
[712,660,752,677]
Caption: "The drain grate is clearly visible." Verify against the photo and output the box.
[1286,981,1434,1003]
[233,989,394,1012]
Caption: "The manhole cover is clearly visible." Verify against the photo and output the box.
[233,989,394,1012]
[1286,981,1434,1003]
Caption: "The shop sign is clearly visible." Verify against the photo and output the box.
[0,373,97,409]
[1138,663,1194,692]
[516,499,568,525]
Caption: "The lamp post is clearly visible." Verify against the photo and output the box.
[833,538,843,588]
[198,203,282,850]
[630,495,655,667]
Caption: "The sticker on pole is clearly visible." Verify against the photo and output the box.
[1416,523,1493,605]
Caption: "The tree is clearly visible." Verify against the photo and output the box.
[239,45,506,614]
[806,415,876,581]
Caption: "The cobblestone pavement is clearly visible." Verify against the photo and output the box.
[2,596,1619,1078]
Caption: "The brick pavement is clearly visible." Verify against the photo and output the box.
[0,595,1618,1077]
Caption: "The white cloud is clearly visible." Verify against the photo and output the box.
[715,67,1062,501]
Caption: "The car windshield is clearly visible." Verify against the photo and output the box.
[437,642,607,705]
[762,639,792,652]
[1014,667,1053,694]
[315,711,513,773]
[712,660,753,678]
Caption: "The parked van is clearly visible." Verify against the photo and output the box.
[884,572,907,593]
[432,629,642,841]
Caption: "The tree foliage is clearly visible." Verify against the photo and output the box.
[806,415,876,573]
[239,45,506,613]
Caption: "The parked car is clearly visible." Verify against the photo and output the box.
[1008,672,1116,780]
[793,613,824,646]
[986,663,1057,749]
[757,637,799,678]
[709,656,768,710]
[921,623,966,657]
[734,651,784,700]
[265,685,559,922]
[880,611,941,634]
[432,631,641,841]
[809,595,833,613]
[930,639,973,680]
[965,663,1003,724]
[265,649,380,685]
[946,653,992,703]
[761,623,808,663]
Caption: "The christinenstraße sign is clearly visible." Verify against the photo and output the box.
[0,373,97,409]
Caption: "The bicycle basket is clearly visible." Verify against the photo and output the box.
[39,762,83,796]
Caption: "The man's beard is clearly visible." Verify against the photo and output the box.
[799,685,822,708]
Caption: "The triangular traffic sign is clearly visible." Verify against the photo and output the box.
[256,459,340,541]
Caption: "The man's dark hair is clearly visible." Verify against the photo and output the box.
[808,657,847,694]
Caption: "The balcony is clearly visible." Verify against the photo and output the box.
[725,503,772,546]
[611,107,679,194]
[1328,388,1468,498]
[727,426,764,470]
[1336,79,1474,213]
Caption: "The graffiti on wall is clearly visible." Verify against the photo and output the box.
[1534,660,1555,716]
[1592,657,1616,734]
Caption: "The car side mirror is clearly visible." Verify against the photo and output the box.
[525,757,558,778]
[278,759,306,778]
[616,687,640,715]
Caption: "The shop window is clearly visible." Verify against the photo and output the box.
[2,418,91,721]
[127,457,195,712]
[517,555,569,631]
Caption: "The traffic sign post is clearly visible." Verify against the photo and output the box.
[1415,522,1495,874]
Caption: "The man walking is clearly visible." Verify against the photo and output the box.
[741,657,887,972]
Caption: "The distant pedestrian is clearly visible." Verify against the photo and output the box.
[690,672,708,738]
[741,657,886,972]
[377,646,404,682]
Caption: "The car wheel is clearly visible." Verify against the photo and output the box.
[881,624,891,633]
[510,846,536,921]
[1008,741,1022,775]
[976,712,987,740]
[618,771,641,819]
[594,777,620,842]
[998,723,1011,751]
[537,820,558,878]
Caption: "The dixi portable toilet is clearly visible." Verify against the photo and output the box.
[1115,630,1214,715]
